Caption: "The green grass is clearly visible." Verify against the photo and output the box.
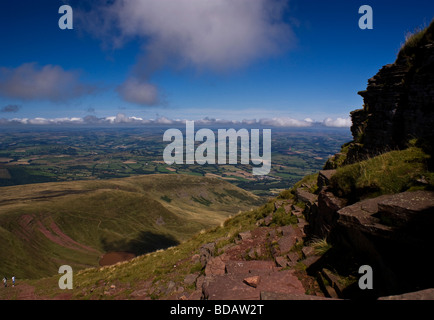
[330,147,433,201]
[191,196,212,207]
[277,172,319,200]
[65,203,269,299]
[324,143,351,169]
[309,238,332,256]
[399,22,430,58]
[0,174,262,279]
[271,207,298,226]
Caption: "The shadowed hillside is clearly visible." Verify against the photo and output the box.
[0,174,263,279]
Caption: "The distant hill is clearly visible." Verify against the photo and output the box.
[0,174,263,279]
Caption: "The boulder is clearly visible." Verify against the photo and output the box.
[237,231,252,241]
[225,260,276,275]
[378,288,434,300]
[317,170,337,190]
[246,246,262,260]
[196,275,205,290]
[184,273,200,286]
[337,195,394,238]
[302,246,315,258]
[203,274,258,300]
[336,191,434,294]
[300,255,322,269]
[296,189,317,206]
[277,234,297,254]
[205,257,226,276]
[203,270,304,300]
[337,191,434,241]
[286,252,299,266]
[275,256,289,268]
[308,189,347,238]
[243,276,261,288]
[377,190,434,228]
[199,242,216,268]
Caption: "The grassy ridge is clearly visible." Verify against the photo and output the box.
[37,195,277,300]
[0,174,262,279]
[2,146,433,299]
[330,146,433,202]
[65,146,433,300]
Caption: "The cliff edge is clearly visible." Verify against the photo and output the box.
[328,20,434,167]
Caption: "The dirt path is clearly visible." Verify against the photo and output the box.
[0,283,38,300]
[0,282,73,300]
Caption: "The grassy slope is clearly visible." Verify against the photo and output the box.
[62,147,432,300]
[1,146,432,299]
[330,146,434,202]
[3,145,432,298]
[39,195,277,300]
[0,174,263,279]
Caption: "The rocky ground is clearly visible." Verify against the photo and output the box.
[2,168,434,300]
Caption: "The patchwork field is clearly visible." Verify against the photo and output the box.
[0,126,351,197]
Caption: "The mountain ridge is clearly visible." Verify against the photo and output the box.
[0,174,262,279]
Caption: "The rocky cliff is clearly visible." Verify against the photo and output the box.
[329,20,434,166]
[305,21,434,299]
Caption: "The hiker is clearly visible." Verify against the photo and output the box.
[12,276,15,287]
[2,277,6,288]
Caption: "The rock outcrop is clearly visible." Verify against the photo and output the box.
[196,206,327,300]
[295,170,434,298]
[331,21,434,166]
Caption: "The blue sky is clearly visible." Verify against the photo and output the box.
[0,0,433,126]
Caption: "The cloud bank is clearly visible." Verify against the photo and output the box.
[323,117,352,128]
[0,63,94,102]
[81,0,294,106]
[1,114,352,128]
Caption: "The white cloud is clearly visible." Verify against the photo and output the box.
[81,0,294,106]
[1,115,352,128]
[89,0,293,71]
[322,117,352,128]
[154,116,174,125]
[10,117,85,125]
[0,63,94,102]
[105,113,149,124]
[259,117,312,127]
[117,78,160,106]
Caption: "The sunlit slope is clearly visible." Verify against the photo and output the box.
[0,174,262,279]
